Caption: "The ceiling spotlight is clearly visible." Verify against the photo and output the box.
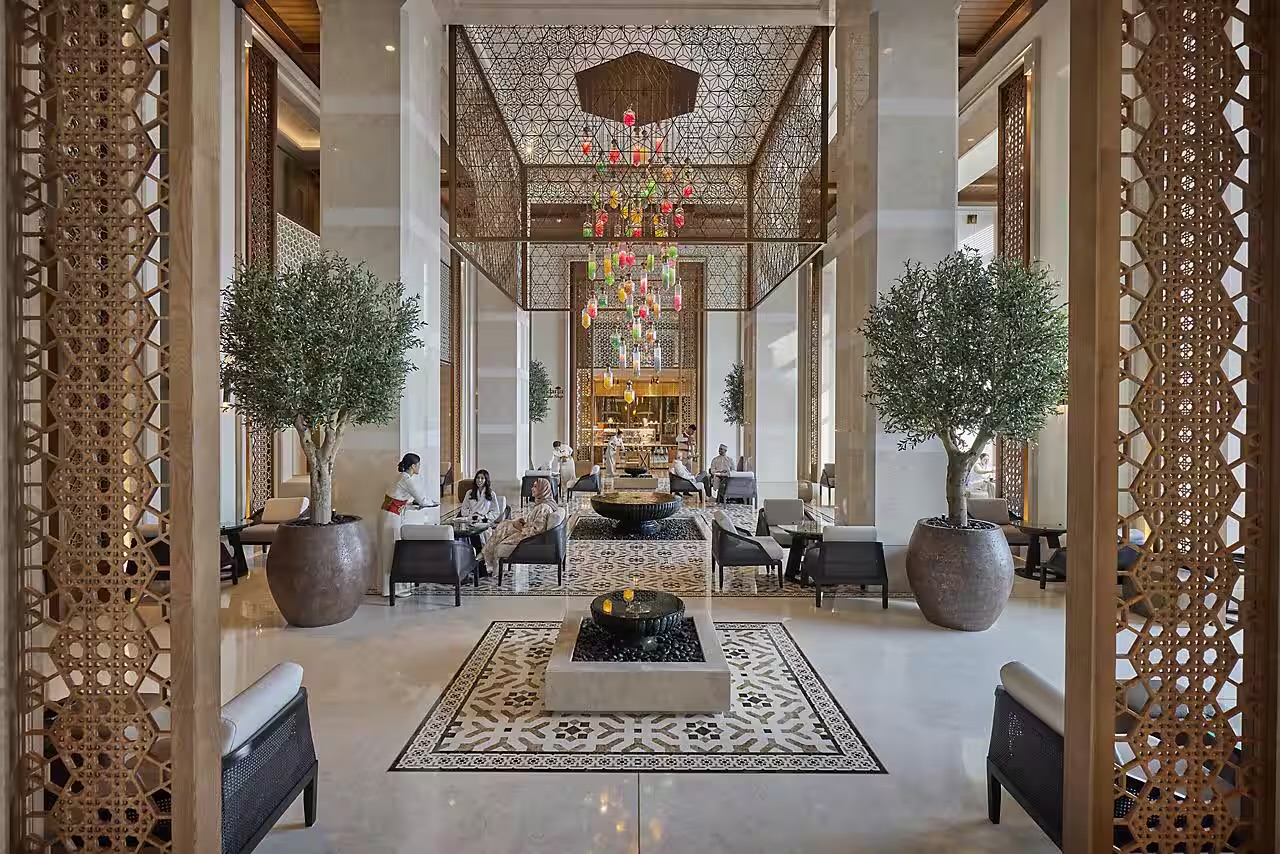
[385,44,396,52]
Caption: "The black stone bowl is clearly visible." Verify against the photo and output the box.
[590,491,682,535]
[589,589,686,647]
[623,466,649,477]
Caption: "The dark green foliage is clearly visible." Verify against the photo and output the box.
[861,251,1067,526]
[220,252,422,523]
[529,359,551,424]
[722,361,745,426]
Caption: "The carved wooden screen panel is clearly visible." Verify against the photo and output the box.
[800,259,821,482]
[995,67,1032,519]
[11,1,180,847]
[1114,0,1276,845]
[569,263,595,453]
[246,42,278,511]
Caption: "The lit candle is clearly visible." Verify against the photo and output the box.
[622,588,634,602]
[602,599,613,614]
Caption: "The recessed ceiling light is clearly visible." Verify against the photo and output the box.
[966,137,975,142]
[556,218,562,223]
[385,44,396,52]
[882,47,893,55]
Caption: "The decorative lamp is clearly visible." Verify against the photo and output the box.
[618,343,627,365]
[637,303,648,320]
[616,286,627,303]
[639,273,649,295]
[646,252,655,271]
[632,145,649,166]
[623,107,636,127]
[581,220,592,238]
[602,255,612,276]
[632,319,642,342]
[646,327,657,345]
[623,381,635,404]
[581,135,592,157]
[580,308,591,329]
[609,145,621,164]
[654,137,664,154]
[604,366,614,387]
[653,345,663,371]
[594,220,605,238]
[661,199,673,215]
[673,208,685,230]
[668,244,679,260]
[587,298,598,319]
[662,164,674,182]
[587,255,597,280]
[682,183,693,198]
[609,187,620,208]
[673,286,683,312]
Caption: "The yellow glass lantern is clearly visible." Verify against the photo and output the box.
[623,382,635,404]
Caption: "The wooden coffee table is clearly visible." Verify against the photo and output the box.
[1016,523,1067,588]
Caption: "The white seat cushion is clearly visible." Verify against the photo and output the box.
[220,662,304,757]
[713,510,735,531]
[1000,661,1065,736]
[824,525,877,542]
[238,522,279,543]
[401,524,453,541]
[727,471,754,479]
[750,536,786,562]
[762,498,805,525]
[768,525,794,547]
[967,497,1010,525]
[261,496,309,524]
[524,470,552,477]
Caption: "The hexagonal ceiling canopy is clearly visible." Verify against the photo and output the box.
[575,52,700,126]
[463,26,815,166]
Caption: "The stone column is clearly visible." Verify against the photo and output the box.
[751,273,799,499]
[321,0,443,523]
[835,0,958,559]
[474,270,531,495]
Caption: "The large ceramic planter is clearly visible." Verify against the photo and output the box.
[905,518,1014,631]
[267,516,371,627]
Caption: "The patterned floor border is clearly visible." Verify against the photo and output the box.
[391,620,887,774]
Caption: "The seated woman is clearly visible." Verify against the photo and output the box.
[459,469,501,522]
[480,477,559,572]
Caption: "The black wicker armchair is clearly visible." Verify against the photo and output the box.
[497,511,569,586]
[710,511,784,589]
[806,526,888,608]
[390,524,478,606]
[220,663,318,854]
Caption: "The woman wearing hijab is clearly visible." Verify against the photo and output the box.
[374,453,434,595]
[480,476,559,572]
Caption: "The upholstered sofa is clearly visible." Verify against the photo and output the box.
[716,470,758,505]
[967,497,1029,548]
[239,497,311,551]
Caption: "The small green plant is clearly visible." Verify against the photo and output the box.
[721,361,745,426]
[220,252,422,524]
[529,359,551,424]
[861,251,1067,527]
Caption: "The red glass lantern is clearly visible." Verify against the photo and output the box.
[673,208,685,230]
[654,137,664,153]
[623,107,636,127]
[609,145,621,165]
[587,298,598,319]
[682,183,693,199]
[581,137,592,156]
[661,199,673,215]
[594,220,605,238]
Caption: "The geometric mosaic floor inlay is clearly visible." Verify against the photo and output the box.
[391,621,886,773]
[569,516,705,541]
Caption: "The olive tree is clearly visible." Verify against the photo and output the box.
[861,251,1067,527]
[220,252,422,525]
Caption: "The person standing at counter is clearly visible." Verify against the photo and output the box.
[604,432,624,478]
[375,453,437,595]
[550,441,575,501]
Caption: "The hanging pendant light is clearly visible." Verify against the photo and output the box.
[623,381,635,404]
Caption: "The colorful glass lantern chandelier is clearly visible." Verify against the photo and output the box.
[577,104,692,380]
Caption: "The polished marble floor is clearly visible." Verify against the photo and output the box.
[223,556,1065,853]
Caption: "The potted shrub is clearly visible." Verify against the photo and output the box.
[862,251,1067,630]
[221,252,422,627]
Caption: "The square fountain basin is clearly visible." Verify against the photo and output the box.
[544,610,731,713]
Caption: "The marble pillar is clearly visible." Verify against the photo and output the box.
[474,269,531,495]
[835,0,958,560]
[704,311,743,462]
[321,0,442,527]
[751,273,799,500]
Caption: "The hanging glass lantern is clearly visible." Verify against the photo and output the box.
[637,303,648,320]
[593,219,605,239]
[616,285,627,303]
[587,251,597,280]
[661,199,673,215]
[668,244,679,260]
[639,273,649,295]
[609,145,621,165]
[609,186,620,208]
[587,297,598,319]
[602,254,612,277]
[618,343,627,365]
[623,381,635,404]
[662,164,674,182]
[673,207,685,230]
[673,285,683,312]
[631,319,642,342]
[604,366,614,387]
[580,308,591,329]
[646,326,657,345]
[654,136,664,154]
[582,220,592,238]
[653,345,663,371]
[646,252,655,272]
[623,107,636,127]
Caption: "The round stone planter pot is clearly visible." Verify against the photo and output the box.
[905,518,1014,632]
[267,516,371,628]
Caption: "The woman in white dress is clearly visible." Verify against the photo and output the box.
[458,468,501,522]
[551,441,576,501]
[480,477,559,572]
[374,453,435,595]
[603,433,624,478]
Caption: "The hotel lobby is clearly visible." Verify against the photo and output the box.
[2,0,1277,852]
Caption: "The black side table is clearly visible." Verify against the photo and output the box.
[781,521,825,583]
[1016,524,1067,589]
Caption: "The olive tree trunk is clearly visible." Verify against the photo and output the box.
[296,417,348,525]
[945,450,972,528]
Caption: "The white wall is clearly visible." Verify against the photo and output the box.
[474,269,530,494]
[752,274,799,499]
[529,311,569,466]
[956,206,996,261]
[704,311,743,464]
[218,0,241,522]
[959,0,1069,523]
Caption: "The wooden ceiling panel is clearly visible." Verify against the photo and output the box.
[957,0,1044,85]
[242,0,321,84]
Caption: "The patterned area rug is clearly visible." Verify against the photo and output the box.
[391,621,885,774]
[570,516,704,541]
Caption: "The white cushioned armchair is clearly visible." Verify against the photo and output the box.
[239,497,311,550]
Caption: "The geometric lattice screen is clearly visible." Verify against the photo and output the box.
[453,25,828,310]
[10,0,179,847]
[1113,0,1274,846]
